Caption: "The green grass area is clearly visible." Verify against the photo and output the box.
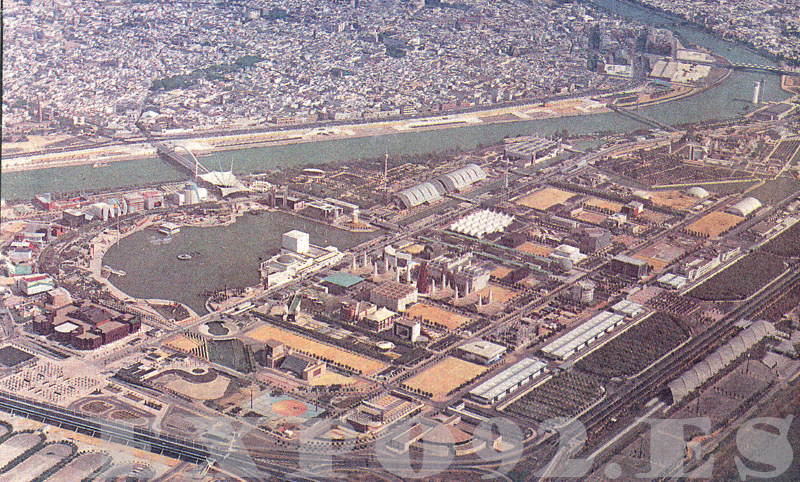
[689,251,788,301]
[151,55,264,91]
[505,370,603,423]
[703,179,761,195]
[575,312,688,379]
[207,339,254,374]
[762,222,800,258]
[747,176,800,205]
[791,146,800,167]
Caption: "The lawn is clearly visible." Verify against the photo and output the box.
[576,312,688,378]
[690,251,787,301]
[747,176,800,205]
[762,222,800,258]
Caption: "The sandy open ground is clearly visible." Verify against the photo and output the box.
[403,356,487,398]
[647,190,701,210]
[475,284,518,304]
[247,324,387,375]
[686,211,744,237]
[584,197,624,213]
[406,303,472,330]
[516,187,576,210]
[517,242,554,257]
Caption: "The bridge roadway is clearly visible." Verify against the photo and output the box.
[607,104,677,132]
[154,142,210,177]
[720,62,798,76]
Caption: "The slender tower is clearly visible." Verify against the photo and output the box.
[752,80,762,105]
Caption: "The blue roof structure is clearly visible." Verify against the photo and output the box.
[322,272,365,288]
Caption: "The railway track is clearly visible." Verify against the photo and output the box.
[579,267,800,447]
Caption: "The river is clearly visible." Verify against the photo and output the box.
[0,0,792,200]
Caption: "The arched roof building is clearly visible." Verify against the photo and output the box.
[394,182,444,209]
[433,164,487,193]
[727,197,762,217]
[666,321,775,404]
[685,187,710,198]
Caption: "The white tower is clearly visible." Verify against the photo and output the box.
[752,80,762,105]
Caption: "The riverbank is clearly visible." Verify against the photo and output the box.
[1,79,718,175]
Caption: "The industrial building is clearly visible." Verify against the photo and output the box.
[503,135,562,166]
[16,274,55,295]
[540,311,626,360]
[609,254,650,279]
[456,340,507,365]
[370,281,418,312]
[727,197,762,217]
[468,357,547,405]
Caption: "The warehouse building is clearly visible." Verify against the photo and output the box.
[394,164,487,209]
[457,340,507,365]
[394,182,444,209]
[468,357,547,405]
[609,254,650,279]
[432,164,487,193]
[540,311,626,360]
